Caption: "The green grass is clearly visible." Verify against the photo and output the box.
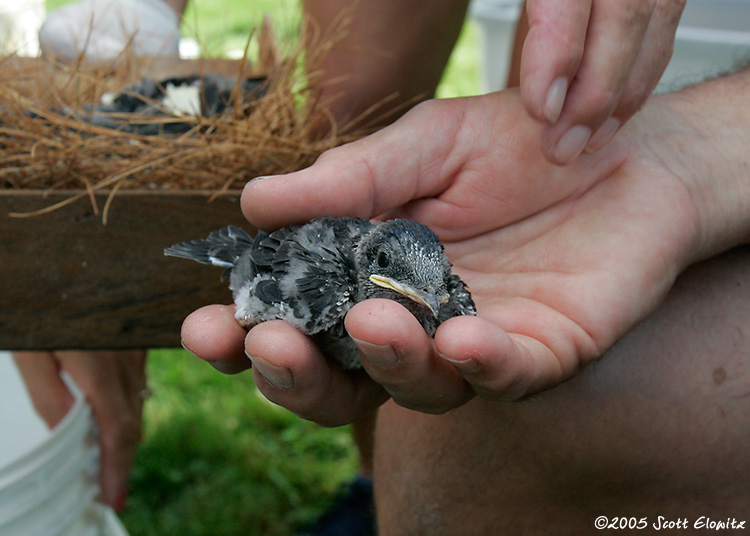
[181,0,302,58]
[124,350,358,536]
[437,21,481,99]
[42,1,479,533]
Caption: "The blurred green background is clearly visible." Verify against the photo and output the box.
[43,1,480,534]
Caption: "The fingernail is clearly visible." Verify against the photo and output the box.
[243,175,278,193]
[351,337,399,369]
[245,351,294,389]
[206,360,248,375]
[181,339,197,357]
[183,340,246,374]
[439,352,482,373]
[251,174,279,183]
[544,77,568,124]
[554,125,591,164]
[586,117,621,153]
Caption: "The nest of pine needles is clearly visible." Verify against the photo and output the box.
[0,14,381,219]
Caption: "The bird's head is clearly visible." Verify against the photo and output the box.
[356,219,452,317]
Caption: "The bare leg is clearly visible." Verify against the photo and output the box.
[374,247,750,535]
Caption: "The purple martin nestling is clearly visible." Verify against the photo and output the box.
[165,217,476,369]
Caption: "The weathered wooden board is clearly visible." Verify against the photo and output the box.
[0,191,252,350]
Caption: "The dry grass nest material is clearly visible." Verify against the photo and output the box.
[0,16,377,218]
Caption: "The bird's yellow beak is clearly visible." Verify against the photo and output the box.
[369,275,448,317]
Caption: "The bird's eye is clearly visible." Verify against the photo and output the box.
[377,250,390,269]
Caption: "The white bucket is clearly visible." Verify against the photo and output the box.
[0,0,43,56]
[0,352,130,536]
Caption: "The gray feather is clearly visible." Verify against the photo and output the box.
[164,225,254,267]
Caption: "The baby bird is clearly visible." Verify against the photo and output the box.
[165,217,476,369]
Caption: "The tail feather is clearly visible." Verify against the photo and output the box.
[164,225,255,267]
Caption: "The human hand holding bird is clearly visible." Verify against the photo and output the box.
[180,85,743,426]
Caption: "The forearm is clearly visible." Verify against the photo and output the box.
[652,67,750,262]
[163,0,188,18]
[303,0,469,129]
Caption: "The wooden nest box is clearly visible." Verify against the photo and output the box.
[0,22,369,350]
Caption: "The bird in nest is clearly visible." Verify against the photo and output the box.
[165,217,476,370]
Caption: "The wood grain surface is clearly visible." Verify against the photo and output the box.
[0,191,252,350]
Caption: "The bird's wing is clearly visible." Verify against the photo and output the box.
[259,218,372,334]
[164,225,255,268]
[439,274,477,323]
[248,225,297,271]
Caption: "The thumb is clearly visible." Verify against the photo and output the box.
[241,99,468,230]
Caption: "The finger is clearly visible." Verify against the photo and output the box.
[241,99,468,230]
[541,0,659,164]
[435,315,570,401]
[520,0,592,124]
[244,320,388,427]
[56,351,146,511]
[345,299,474,413]
[593,0,684,149]
[12,352,74,427]
[181,304,251,374]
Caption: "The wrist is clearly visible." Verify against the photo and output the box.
[646,70,750,263]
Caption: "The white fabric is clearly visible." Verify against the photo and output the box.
[38,0,180,62]
[0,0,44,56]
